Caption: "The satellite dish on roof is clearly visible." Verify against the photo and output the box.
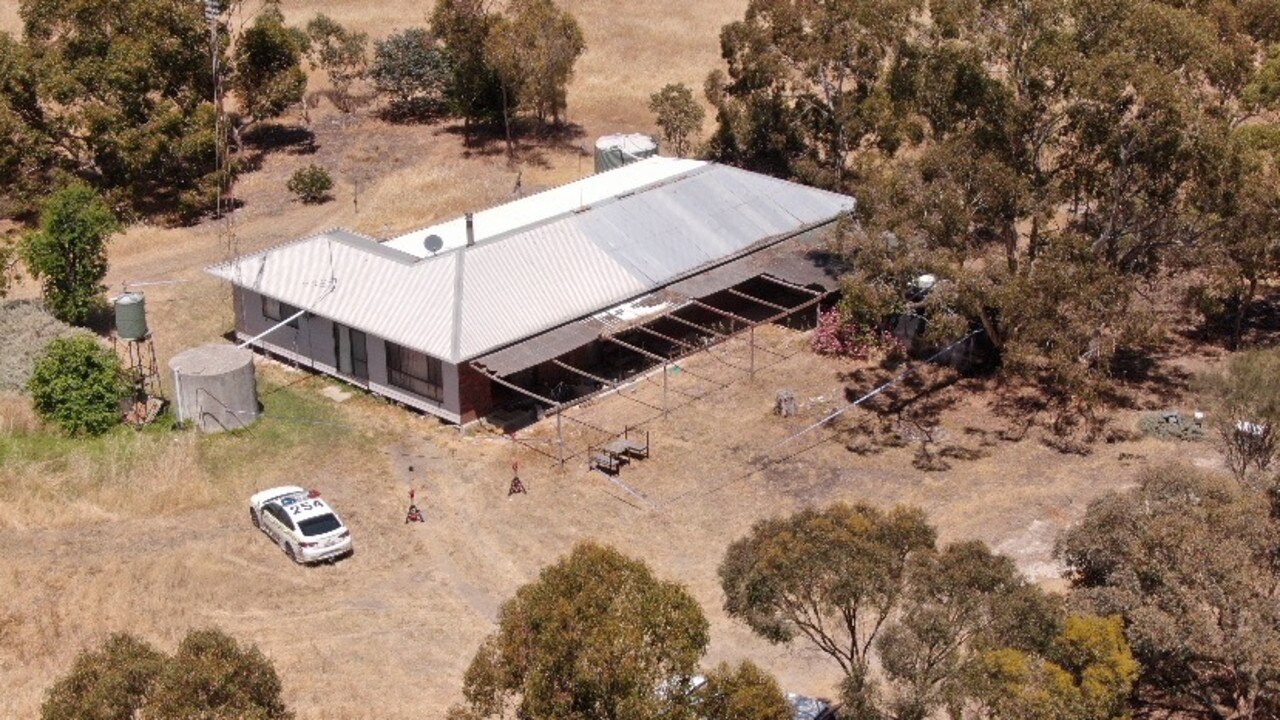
[423,234,444,254]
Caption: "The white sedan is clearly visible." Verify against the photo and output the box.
[249,486,353,564]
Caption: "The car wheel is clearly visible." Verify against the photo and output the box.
[249,508,260,529]
[284,543,300,564]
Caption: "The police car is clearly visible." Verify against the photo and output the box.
[248,486,353,564]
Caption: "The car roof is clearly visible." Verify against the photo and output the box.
[251,485,306,507]
[273,491,340,523]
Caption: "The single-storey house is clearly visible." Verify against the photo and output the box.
[207,158,855,424]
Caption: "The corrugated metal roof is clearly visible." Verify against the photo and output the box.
[383,157,705,256]
[208,159,854,363]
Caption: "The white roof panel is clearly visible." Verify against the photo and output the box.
[382,157,705,257]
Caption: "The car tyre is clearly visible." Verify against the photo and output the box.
[284,543,299,564]
[249,508,260,529]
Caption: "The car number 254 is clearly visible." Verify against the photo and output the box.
[286,499,326,515]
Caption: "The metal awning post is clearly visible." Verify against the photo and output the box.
[750,325,755,380]
[557,408,564,466]
[663,362,668,416]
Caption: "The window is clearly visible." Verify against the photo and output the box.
[386,342,444,401]
[266,504,294,530]
[262,295,301,328]
[298,514,343,536]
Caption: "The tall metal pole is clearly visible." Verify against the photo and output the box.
[749,325,755,380]
[206,0,221,220]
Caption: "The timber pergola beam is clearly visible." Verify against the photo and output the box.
[759,291,828,325]
[690,299,756,328]
[471,363,561,408]
[552,359,619,389]
[757,274,824,296]
[547,359,670,415]
[634,324,699,351]
[664,312,730,339]
[728,288,789,312]
[601,335,725,388]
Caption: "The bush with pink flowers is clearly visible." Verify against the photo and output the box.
[810,308,901,358]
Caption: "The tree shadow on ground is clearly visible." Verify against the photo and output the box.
[243,122,317,157]
[441,119,587,168]
[376,99,451,125]
[834,364,990,471]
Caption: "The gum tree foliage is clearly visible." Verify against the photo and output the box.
[41,633,166,720]
[304,14,368,113]
[719,503,1135,719]
[696,661,793,720]
[27,336,127,436]
[972,615,1139,720]
[705,0,921,185]
[430,0,505,141]
[1189,124,1280,349]
[13,0,220,218]
[230,2,309,149]
[1199,349,1280,482]
[719,503,937,686]
[1058,465,1280,719]
[40,629,292,720]
[0,31,55,217]
[707,0,1280,424]
[649,83,705,157]
[455,542,711,720]
[22,184,118,325]
[486,0,585,130]
[369,27,451,118]
[145,629,293,720]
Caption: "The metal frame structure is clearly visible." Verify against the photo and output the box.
[114,333,163,426]
[470,276,832,468]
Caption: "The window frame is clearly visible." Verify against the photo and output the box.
[262,295,301,328]
[385,341,444,402]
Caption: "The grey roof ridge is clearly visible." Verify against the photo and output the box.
[449,238,468,363]
[463,213,849,364]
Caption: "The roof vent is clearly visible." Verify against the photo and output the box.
[465,213,475,247]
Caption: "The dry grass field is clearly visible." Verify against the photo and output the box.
[0,1,1234,718]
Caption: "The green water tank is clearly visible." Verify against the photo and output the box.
[115,292,149,340]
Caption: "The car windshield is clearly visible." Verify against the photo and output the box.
[298,513,342,536]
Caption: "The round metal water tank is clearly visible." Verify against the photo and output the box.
[114,292,149,340]
[594,133,659,173]
[169,345,260,433]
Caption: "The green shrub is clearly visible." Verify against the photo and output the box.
[27,336,127,435]
[370,27,450,118]
[21,184,118,325]
[286,164,334,204]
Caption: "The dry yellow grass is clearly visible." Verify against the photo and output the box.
[0,324,1221,719]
